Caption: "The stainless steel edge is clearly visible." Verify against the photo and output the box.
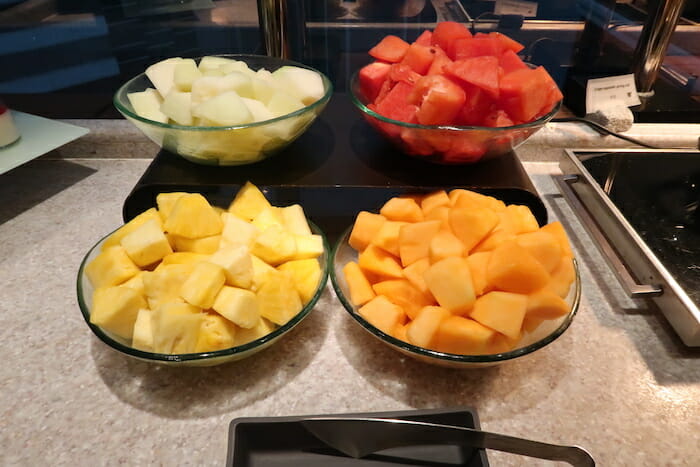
[558,149,700,346]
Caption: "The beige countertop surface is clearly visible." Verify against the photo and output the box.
[1,120,699,466]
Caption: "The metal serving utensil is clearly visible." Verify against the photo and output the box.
[301,417,595,466]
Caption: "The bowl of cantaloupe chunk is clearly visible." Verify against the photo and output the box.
[113,55,332,166]
[331,188,580,368]
[77,182,328,366]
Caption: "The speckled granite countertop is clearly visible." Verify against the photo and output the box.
[1,126,699,466]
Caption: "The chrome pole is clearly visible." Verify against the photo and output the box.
[257,0,290,58]
[631,0,687,95]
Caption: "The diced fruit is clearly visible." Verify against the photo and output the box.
[156,192,187,222]
[127,88,168,123]
[293,234,324,260]
[236,317,275,345]
[470,291,528,340]
[467,251,491,296]
[410,75,466,125]
[120,218,172,268]
[271,66,326,105]
[145,57,183,97]
[151,302,203,354]
[433,315,495,354]
[256,270,302,325]
[540,221,574,258]
[445,56,500,98]
[358,295,407,335]
[402,257,431,295]
[220,212,258,249]
[164,193,223,239]
[277,258,322,303]
[181,261,226,309]
[548,256,576,298]
[369,35,411,63]
[343,261,376,306]
[450,189,506,212]
[192,91,253,126]
[526,289,570,320]
[213,285,260,328]
[448,206,499,252]
[142,264,191,310]
[431,21,472,53]
[406,306,450,348]
[380,197,424,223]
[252,225,297,265]
[160,90,193,125]
[168,233,221,254]
[372,221,406,257]
[173,58,202,92]
[208,245,253,289]
[358,244,404,279]
[486,240,550,294]
[198,56,237,74]
[516,230,562,273]
[420,190,450,214]
[102,208,162,250]
[429,229,465,263]
[242,97,274,122]
[424,256,475,315]
[398,220,441,266]
[359,62,392,102]
[372,279,435,320]
[349,211,387,252]
[250,254,277,291]
[251,206,284,231]
[228,181,271,221]
[86,246,140,288]
[195,313,237,352]
[160,252,208,266]
[400,43,436,75]
[131,308,154,351]
[500,67,557,122]
[90,286,147,340]
[281,204,312,236]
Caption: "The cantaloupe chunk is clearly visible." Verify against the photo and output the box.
[393,323,409,342]
[486,240,550,294]
[358,244,404,279]
[379,197,424,223]
[398,220,441,266]
[372,279,435,320]
[540,221,574,258]
[348,211,387,252]
[423,205,449,229]
[471,229,517,253]
[406,306,450,349]
[449,189,506,212]
[402,257,431,295]
[342,261,376,306]
[420,190,450,214]
[358,295,407,336]
[526,289,569,320]
[433,315,496,354]
[372,220,407,257]
[484,332,519,354]
[548,256,576,298]
[466,251,491,296]
[516,230,562,273]
[429,229,465,263]
[424,256,476,315]
[470,291,527,340]
[448,206,499,253]
[498,204,540,235]
[521,315,545,334]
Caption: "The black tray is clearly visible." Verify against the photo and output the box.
[226,407,489,467]
[123,95,547,244]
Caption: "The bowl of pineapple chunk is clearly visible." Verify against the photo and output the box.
[113,55,332,166]
[331,188,581,369]
[77,182,329,366]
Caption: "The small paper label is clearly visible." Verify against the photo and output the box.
[585,74,641,114]
[494,0,538,17]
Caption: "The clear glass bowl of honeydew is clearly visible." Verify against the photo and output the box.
[330,188,581,369]
[77,182,328,366]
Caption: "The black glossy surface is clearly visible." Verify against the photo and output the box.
[123,94,548,244]
[226,408,488,467]
[581,152,700,307]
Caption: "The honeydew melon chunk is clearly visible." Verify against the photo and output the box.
[191,74,253,107]
[145,57,183,97]
[160,90,193,125]
[241,97,274,122]
[192,91,254,126]
[271,66,325,105]
[173,58,202,92]
[220,60,254,76]
[198,56,237,74]
[251,77,277,105]
[224,71,255,99]
[127,88,168,123]
[201,68,226,77]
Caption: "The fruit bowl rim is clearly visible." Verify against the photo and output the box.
[76,220,330,364]
[330,225,582,365]
[113,54,334,132]
[348,68,562,132]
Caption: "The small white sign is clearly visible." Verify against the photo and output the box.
[494,0,538,17]
[585,74,641,114]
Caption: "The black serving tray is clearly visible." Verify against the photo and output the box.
[226,407,489,467]
[123,95,547,244]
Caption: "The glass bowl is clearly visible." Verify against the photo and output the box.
[348,70,561,165]
[77,223,329,367]
[114,54,333,166]
[331,227,580,369]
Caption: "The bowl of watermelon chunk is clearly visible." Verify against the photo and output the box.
[351,22,563,164]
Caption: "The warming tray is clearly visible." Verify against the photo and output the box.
[557,149,700,346]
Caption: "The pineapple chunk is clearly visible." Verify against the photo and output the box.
[281,204,312,236]
[195,313,237,352]
[212,285,260,329]
[236,317,275,345]
[251,206,284,231]
[85,246,140,288]
[120,218,173,267]
[293,234,324,260]
[277,258,322,303]
[168,233,221,254]
[251,225,297,265]
[142,264,192,310]
[164,193,223,239]
[151,302,204,354]
[132,308,154,351]
[220,212,258,249]
[181,262,226,309]
[208,245,253,289]
[121,271,146,296]
[250,255,277,291]
[102,208,162,250]
[228,182,271,221]
[160,252,209,266]
[256,270,302,325]
[90,286,147,340]
[156,192,187,223]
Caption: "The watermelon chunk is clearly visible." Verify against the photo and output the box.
[431,21,472,53]
[451,36,503,60]
[445,56,501,98]
[499,50,529,74]
[359,62,392,102]
[401,43,437,75]
[375,81,418,124]
[414,29,433,46]
[500,66,559,122]
[369,35,411,63]
[409,75,466,126]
